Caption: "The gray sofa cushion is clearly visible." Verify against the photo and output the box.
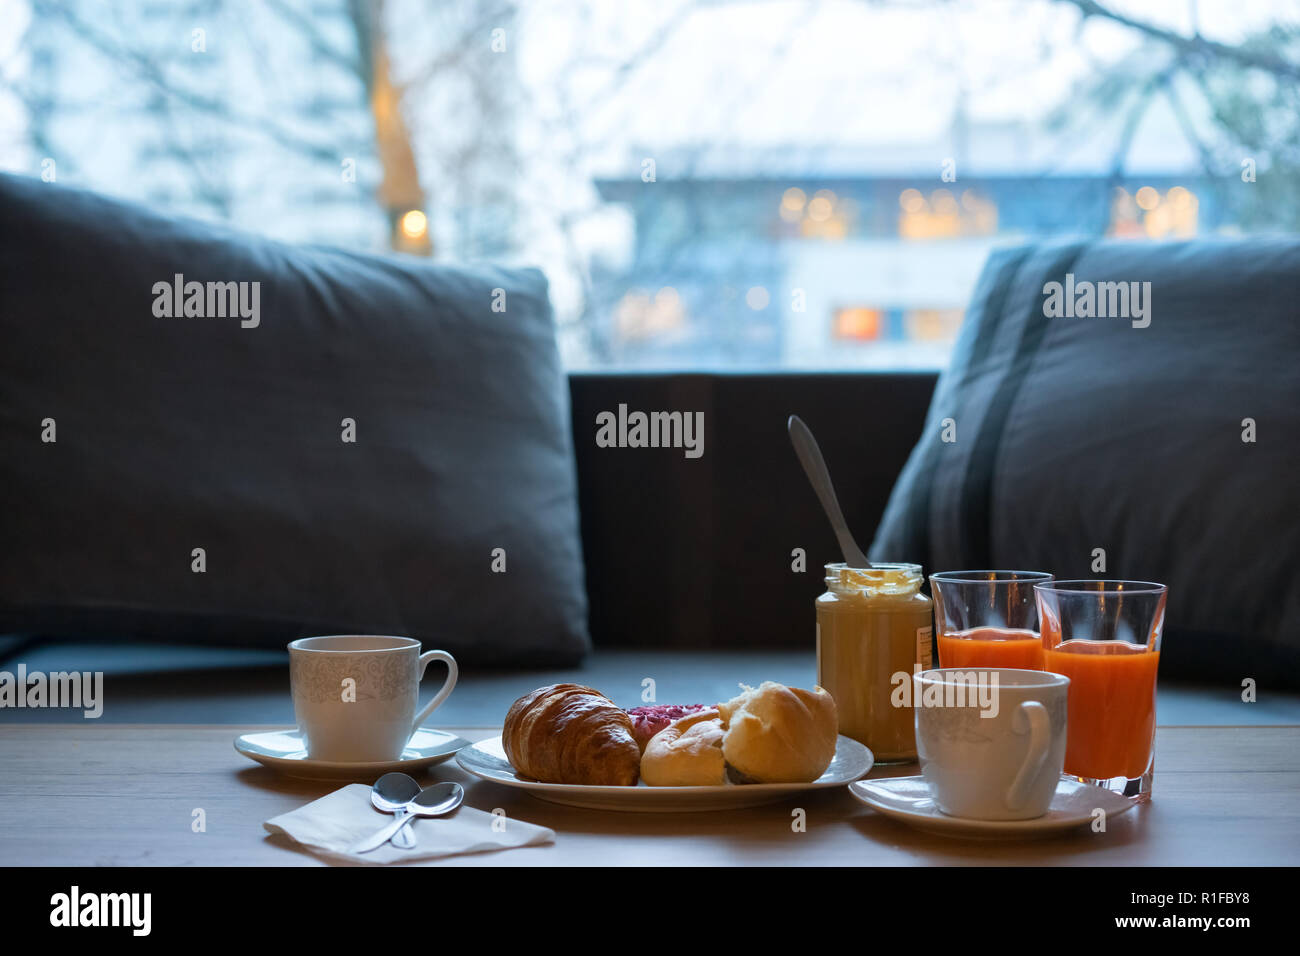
[871,238,1300,685]
[0,173,588,664]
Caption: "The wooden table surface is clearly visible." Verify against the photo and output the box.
[1,724,1297,866]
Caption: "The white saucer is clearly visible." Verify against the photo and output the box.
[849,775,1135,839]
[456,734,873,812]
[234,727,470,780]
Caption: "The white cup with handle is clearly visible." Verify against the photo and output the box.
[288,635,458,762]
[913,667,1069,820]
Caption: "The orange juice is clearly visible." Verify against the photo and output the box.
[1043,639,1160,780]
[937,626,1044,670]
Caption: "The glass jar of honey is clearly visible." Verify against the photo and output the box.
[816,562,932,763]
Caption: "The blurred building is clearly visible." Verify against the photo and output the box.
[591,115,1220,369]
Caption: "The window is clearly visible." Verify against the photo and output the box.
[2,1,1296,370]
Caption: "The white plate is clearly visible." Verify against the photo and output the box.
[849,775,1135,839]
[455,734,874,812]
[234,727,469,780]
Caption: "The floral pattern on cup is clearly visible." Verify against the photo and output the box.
[290,651,415,705]
[919,692,1066,746]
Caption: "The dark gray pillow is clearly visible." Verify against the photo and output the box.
[871,237,1300,685]
[0,173,588,664]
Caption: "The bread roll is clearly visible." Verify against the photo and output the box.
[717,682,838,783]
[640,708,726,786]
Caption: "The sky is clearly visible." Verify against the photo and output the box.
[4,0,1295,183]
[513,0,1296,165]
[6,0,1292,167]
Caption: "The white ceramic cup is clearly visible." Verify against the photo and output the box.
[914,667,1069,821]
[288,635,458,762]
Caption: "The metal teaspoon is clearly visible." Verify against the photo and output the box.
[788,414,873,569]
[370,772,421,849]
[349,782,465,854]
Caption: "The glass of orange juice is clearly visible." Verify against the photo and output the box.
[930,571,1053,669]
[1033,580,1167,802]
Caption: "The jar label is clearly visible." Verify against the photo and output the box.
[916,626,933,670]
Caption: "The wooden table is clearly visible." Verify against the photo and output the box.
[1,724,1297,866]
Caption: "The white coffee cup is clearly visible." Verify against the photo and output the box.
[288,635,458,762]
[913,667,1069,820]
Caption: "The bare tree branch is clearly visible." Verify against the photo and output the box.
[262,0,363,77]
[32,0,345,162]
[396,2,516,93]
[1058,0,1300,81]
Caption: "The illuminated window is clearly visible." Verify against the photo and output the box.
[614,286,687,342]
[1109,186,1198,239]
[899,188,996,239]
[780,187,806,223]
[833,307,882,341]
[781,186,851,239]
[1135,186,1160,211]
[904,308,964,342]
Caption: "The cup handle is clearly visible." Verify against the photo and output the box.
[410,650,458,736]
[1005,700,1050,811]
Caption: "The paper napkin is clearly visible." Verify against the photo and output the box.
[264,783,555,864]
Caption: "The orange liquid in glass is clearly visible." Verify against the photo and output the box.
[1043,639,1160,780]
[937,626,1044,670]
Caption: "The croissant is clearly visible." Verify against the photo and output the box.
[502,683,641,786]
